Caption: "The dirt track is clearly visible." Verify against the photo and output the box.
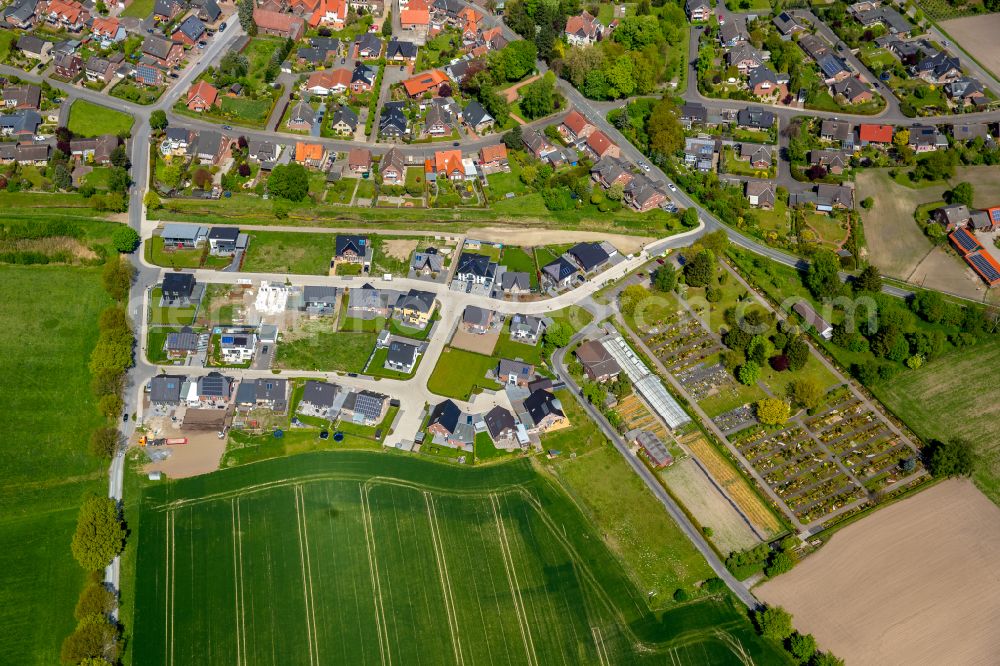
[472,227,652,255]
[757,480,1000,665]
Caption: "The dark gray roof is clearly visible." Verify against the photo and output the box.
[463,100,492,126]
[543,257,578,282]
[253,378,287,403]
[380,101,408,135]
[303,285,338,304]
[456,252,495,278]
[354,33,383,56]
[165,329,199,351]
[345,390,386,421]
[428,399,461,434]
[301,380,337,409]
[498,358,533,379]
[16,34,47,55]
[150,374,185,403]
[142,35,173,59]
[162,272,195,296]
[289,99,315,124]
[197,372,231,398]
[501,271,530,291]
[524,389,563,425]
[569,242,609,272]
[386,38,418,59]
[463,305,493,326]
[174,15,206,42]
[387,340,418,366]
[396,288,435,313]
[484,405,516,439]
[208,226,240,242]
[737,107,774,129]
[336,234,366,257]
[330,105,358,129]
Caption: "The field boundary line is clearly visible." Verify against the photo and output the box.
[360,484,391,666]
[236,499,248,664]
[297,486,320,663]
[294,486,318,666]
[490,493,537,666]
[163,510,172,666]
[230,500,243,666]
[423,492,465,666]
[170,510,176,666]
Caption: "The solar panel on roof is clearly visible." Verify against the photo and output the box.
[991,209,1000,223]
[953,229,980,252]
[969,252,1000,282]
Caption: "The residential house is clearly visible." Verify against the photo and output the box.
[235,378,288,411]
[253,9,305,39]
[592,157,633,188]
[353,33,383,59]
[427,399,463,443]
[727,43,766,74]
[395,288,436,326]
[932,203,970,230]
[85,55,118,84]
[187,81,218,112]
[773,11,804,38]
[585,130,619,160]
[161,272,196,302]
[915,51,962,84]
[306,68,352,96]
[302,286,339,315]
[160,127,193,157]
[424,101,455,136]
[817,53,851,84]
[403,69,449,97]
[341,390,387,425]
[4,0,39,30]
[248,139,280,164]
[462,305,495,333]
[150,374,186,405]
[501,271,531,294]
[569,242,610,273]
[219,331,256,364]
[745,180,775,209]
[379,101,408,139]
[52,52,82,79]
[348,283,395,317]
[194,0,222,22]
[858,123,893,147]
[16,35,51,60]
[951,122,992,143]
[624,173,667,212]
[484,406,518,444]
[498,358,534,386]
[679,102,708,128]
[142,35,183,68]
[832,77,873,105]
[335,234,368,264]
[286,99,316,132]
[748,65,787,100]
[161,222,207,248]
[574,339,620,382]
[308,0,348,29]
[193,130,229,164]
[685,0,711,21]
[295,141,327,167]
[791,183,855,210]
[949,227,1000,285]
[69,134,118,164]
[134,63,164,88]
[564,10,602,46]
[400,7,430,31]
[380,147,406,184]
[172,15,206,46]
[1,84,41,111]
[908,124,947,152]
[737,107,774,130]
[12,142,50,165]
[542,257,578,288]
[348,147,372,174]
[444,57,483,84]
[0,110,41,137]
[351,62,377,92]
[684,136,716,171]
[386,38,418,62]
[521,128,555,159]
[454,252,497,286]
[329,105,359,135]
[477,143,508,173]
[164,328,200,358]
[797,33,829,61]
[509,314,543,343]
[411,249,444,276]
[463,100,493,133]
[820,119,855,149]
[434,148,465,180]
[386,340,419,373]
[945,77,988,107]
[208,227,240,255]
[739,143,772,169]
[809,148,851,174]
[153,0,183,21]
[719,17,748,47]
[523,389,567,431]
[297,380,338,417]
[194,372,233,403]
[42,0,87,30]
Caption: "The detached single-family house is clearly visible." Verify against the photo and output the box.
[542,257,578,288]
[564,10,602,46]
[150,374,186,405]
[386,38,418,62]
[575,339,621,382]
[462,305,495,333]
[403,69,449,97]
[286,99,316,132]
[484,406,518,444]
[479,143,508,171]
[297,380,338,417]
[523,389,568,431]
[820,119,855,149]
[379,101,408,139]
[302,286,339,315]
[498,358,534,387]
[745,181,775,209]
[727,43,766,74]
[915,51,962,84]
[380,147,406,184]
[341,390,387,425]
[386,340,420,373]
[748,65,787,100]
[219,331,257,364]
[329,105,358,135]
[509,314,543,343]
[832,77,873,105]
[254,8,305,39]
[208,226,240,255]
[739,143,772,169]
[16,35,51,60]
[624,173,667,213]
[395,289,436,327]
[164,328,200,358]
[348,283,394,317]
[161,223,207,248]
[295,141,327,167]
[858,123,893,147]
[501,271,531,294]
[686,0,711,21]
[172,15,206,46]
[187,81,218,112]
[427,399,465,444]
[454,252,497,287]
[142,35,183,67]
[585,130,619,160]
[944,77,988,107]
[69,134,119,164]
[335,234,368,264]
[793,301,833,339]
[463,100,493,133]
[908,124,947,152]
[235,378,288,411]
[347,147,372,174]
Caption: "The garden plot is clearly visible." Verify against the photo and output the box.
[616,394,670,442]
[643,313,722,374]
[732,392,924,526]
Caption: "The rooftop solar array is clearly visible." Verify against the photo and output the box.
[952,227,981,253]
[990,208,1000,225]
[968,252,1000,283]
[600,335,691,429]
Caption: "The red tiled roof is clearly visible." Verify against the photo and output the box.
[480,143,507,163]
[434,149,463,175]
[187,81,218,107]
[306,68,351,91]
[562,110,590,136]
[253,8,304,34]
[859,123,893,143]
[586,130,615,156]
[295,142,325,162]
[91,16,119,36]
[400,8,429,25]
[403,69,448,96]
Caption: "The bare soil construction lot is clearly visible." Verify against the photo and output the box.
[757,480,1000,666]
[941,15,1000,80]
[474,227,652,255]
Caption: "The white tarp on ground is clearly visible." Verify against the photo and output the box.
[600,333,691,429]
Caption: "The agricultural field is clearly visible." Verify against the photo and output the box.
[758,479,1000,665]
[940,15,1000,76]
[132,452,791,665]
[0,266,109,665]
[67,99,133,137]
[873,337,1000,504]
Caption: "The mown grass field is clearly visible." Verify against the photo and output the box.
[67,99,133,138]
[132,452,791,665]
[0,266,109,665]
[427,346,503,399]
[874,338,1000,505]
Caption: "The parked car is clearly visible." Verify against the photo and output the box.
[219,21,226,30]
[122,412,129,422]
[668,183,677,192]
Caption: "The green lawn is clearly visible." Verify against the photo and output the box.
[131,451,791,665]
[275,330,376,372]
[120,0,154,17]
[494,324,545,366]
[367,346,420,379]
[242,231,332,275]
[404,167,425,196]
[218,96,274,125]
[146,236,230,270]
[356,179,376,199]
[427,347,502,399]
[499,246,537,287]
[67,99,133,137]
[150,287,197,325]
[0,266,109,665]
[81,167,111,190]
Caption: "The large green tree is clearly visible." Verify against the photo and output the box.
[805,250,844,299]
[518,72,556,120]
[753,605,794,641]
[71,496,127,572]
[267,163,310,201]
[927,439,975,478]
[684,249,716,287]
[111,226,140,253]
